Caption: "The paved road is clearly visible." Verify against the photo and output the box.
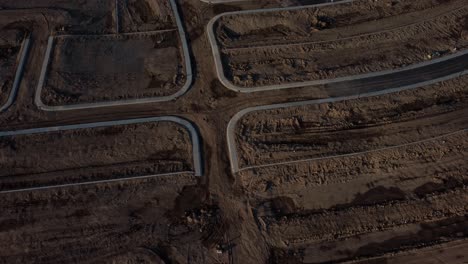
[34,0,193,111]
[4,0,468,189]
[227,68,468,173]
[207,0,468,92]
[0,36,31,112]
[0,116,203,193]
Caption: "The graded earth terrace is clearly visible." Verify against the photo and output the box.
[234,74,468,262]
[235,74,468,168]
[212,0,468,89]
[0,120,194,192]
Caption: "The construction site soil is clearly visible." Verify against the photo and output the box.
[214,0,468,87]
[0,0,467,263]
[40,30,187,105]
[0,121,193,191]
[236,74,468,168]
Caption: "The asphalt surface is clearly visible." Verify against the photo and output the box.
[34,0,193,111]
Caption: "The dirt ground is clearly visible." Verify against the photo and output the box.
[215,0,468,87]
[35,0,188,106]
[0,0,467,263]
[119,0,177,32]
[41,30,186,105]
[0,0,117,34]
[0,121,193,191]
[236,74,468,167]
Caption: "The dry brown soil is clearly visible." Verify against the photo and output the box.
[0,0,467,263]
[120,0,177,32]
[41,30,187,105]
[0,121,193,191]
[237,74,468,167]
[215,0,468,87]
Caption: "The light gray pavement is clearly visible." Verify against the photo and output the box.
[0,36,31,112]
[34,0,193,111]
[227,70,468,173]
[0,116,203,193]
[207,0,468,92]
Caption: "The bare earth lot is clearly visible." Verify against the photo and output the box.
[235,74,468,262]
[119,0,177,32]
[214,0,468,87]
[0,0,467,263]
[41,31,187,105]
[0,121,193,191]
[0,174,215,263]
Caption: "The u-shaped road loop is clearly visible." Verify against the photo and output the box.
[0,116,203,194]
[0,36,31,113]
[34,0,193,111]
[207,0,468,93]
[226,69,468,173]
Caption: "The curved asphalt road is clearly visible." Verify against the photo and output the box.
[34,0,193,111]
[0,116,203,193]
[0,36,31,113]
[207,0,468,92]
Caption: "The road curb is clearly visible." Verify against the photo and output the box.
[0,36,31,113]
[0,116,203,193]
[226,70,468,173]
[34,0,193,111]
[207,0,468,92]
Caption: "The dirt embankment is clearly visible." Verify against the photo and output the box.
[235,75,468,263]
[237,74,468,168]
[0,175,227,263]
[120,0,176,32]
[0,121,193,191]
[242,120,468,263]
[215,0,468,87]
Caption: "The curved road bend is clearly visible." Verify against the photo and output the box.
[0,36,31,113]
[0,116,203,194]
[227,67,468,173]
[34,0,193,111]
